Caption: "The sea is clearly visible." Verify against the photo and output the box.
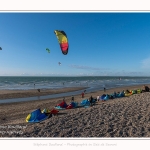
[0,76,150,91]
[1,76,150,103]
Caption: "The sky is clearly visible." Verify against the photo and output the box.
[0,12,150,76]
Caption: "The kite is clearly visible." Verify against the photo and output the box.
[58,62,61,65]
[46,48,50,53]
[0,47,2,50]
[54,30,69,55]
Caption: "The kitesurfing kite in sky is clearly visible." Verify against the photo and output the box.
[46,48,50,53]
[58,62,61,65]
[54,30,69,55]
[0,47,2,50]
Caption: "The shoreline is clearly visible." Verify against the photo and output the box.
[0,87,87,100]
[0,83,149,101]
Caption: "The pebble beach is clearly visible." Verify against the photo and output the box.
[0,85,150,138]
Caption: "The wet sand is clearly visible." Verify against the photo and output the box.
[0,84,150,137]
[0,87,86,100]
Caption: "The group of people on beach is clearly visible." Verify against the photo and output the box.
[60,85,150,109]
[62,90,95,107]
[59,84,150,108]
[81,90,96,106]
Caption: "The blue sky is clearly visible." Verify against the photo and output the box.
[0,12,150,76]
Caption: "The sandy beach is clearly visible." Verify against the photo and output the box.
[0,84,150,137]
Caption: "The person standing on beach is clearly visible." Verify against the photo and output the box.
[71,95,74,102]
[104,87,106,92]
[81,92,84,98]
[97,95,100,101]
[89,95,94,106]
[63,97,65,101]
